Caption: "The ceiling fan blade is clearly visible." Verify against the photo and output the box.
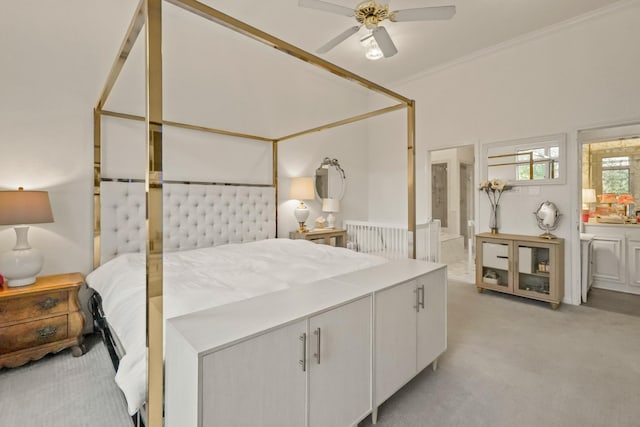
[372,26,398,58]
[298,0,354,17]
[390,5,456,22]
[317,26,360,54]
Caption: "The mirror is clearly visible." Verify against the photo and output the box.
[483,134,566,185]
[581,137,640,219]
[534,201,561,239]
[315,157,346,200]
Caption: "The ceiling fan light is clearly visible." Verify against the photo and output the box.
[365,39,383,60]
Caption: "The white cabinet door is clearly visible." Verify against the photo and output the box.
[417,269,447,372]
[628,239,640,288]
[201,320,307,427]
[308,296,372,427]
[592,236,625,284]
[373,280,418,406]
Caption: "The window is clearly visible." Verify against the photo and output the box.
[601,156,630,194]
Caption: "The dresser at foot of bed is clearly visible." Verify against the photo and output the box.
[0,273,86,369]
[166,259,447,427]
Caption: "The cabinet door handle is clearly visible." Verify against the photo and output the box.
[414,287,420,312]
[37,326,58,338]
[37,297,60,310]
[313,328,321,365]
[299,333,306,372]
[418,285,425,309]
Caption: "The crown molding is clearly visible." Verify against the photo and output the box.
[392,0,639,87]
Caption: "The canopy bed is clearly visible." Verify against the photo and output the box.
[91,0,440,425]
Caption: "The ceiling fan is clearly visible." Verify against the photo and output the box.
[299,0,456,59]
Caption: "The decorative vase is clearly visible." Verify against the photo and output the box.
[489,204,499,234]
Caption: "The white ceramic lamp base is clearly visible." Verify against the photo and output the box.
[294,202,310,232]
[326,213,336,229]
[0,226,44,287]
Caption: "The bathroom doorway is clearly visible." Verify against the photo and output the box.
[430,145,475,281]
[578,122,640,311]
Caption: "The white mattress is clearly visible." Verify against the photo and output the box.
[86,238,387,415]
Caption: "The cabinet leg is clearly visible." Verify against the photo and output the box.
[71,344,86,357]
[476,287,484,293]
[372,407,378,424]
[432,358,439,371]
[550,302,560,310]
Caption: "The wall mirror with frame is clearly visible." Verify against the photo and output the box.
[482,134,567,185]
[315,157,346,200]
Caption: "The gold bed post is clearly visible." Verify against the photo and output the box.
[273,140,278,236]
[93,109,101,269]
[408,100,416,259]
[146,0,164,425]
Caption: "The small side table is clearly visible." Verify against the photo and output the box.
[0,273,86,368]
[289,228,347,248]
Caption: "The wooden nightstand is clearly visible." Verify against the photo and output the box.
[0,273,86,368]
[289,228,347,247]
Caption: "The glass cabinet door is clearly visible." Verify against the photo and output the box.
[515,242,553,299]
[479,240,513,292]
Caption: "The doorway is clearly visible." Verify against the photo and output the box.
[430,146,475,282]
[431,163,448,228]
[460,163,473,248]
[577,122,640,312]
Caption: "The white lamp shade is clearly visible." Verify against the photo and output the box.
[322,198,340,213]
[582,189,596,204]
[0,189,53,225]
[289,177,315,200]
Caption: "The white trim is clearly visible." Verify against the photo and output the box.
[573,119,640,306]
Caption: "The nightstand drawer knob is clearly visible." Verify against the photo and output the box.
[37,326,58,338]
[36,297,60,310]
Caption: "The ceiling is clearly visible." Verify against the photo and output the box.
[197,0,623,85]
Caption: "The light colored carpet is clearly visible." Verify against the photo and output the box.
[2,282,639,427]
[360,281,640,427]
[0,334,132,427]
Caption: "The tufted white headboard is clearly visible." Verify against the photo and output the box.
[99,181,276,264]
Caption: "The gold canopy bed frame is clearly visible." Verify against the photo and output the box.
[93,0,416,424]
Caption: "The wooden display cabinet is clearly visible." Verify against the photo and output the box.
[475,233,564,309]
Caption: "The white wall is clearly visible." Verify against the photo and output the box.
[367,1,640,304]
[0,1,372,277]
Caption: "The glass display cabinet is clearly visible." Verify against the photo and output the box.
[475,233,564,309]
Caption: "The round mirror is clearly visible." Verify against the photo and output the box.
[315,157,346,200]
[534,201,561,239]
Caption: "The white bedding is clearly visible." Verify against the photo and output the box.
[86,238,387,415]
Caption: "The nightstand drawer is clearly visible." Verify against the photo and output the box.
[0,291,68,324]
[0,315,68,354]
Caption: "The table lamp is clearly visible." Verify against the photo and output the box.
[0,187,54,286]
[581,188,596,222]
[322,198,340,229]
[617,194,634,216]
[289,177,315,232]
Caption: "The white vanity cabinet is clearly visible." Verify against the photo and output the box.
[370,268,447,409]
[201,320,307,427]
[198,296,371,427]
[166,259,447,427]
[334,260,447,422]
[166,280,373,427]
[583,224,640,295]
[308,296,371,427]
